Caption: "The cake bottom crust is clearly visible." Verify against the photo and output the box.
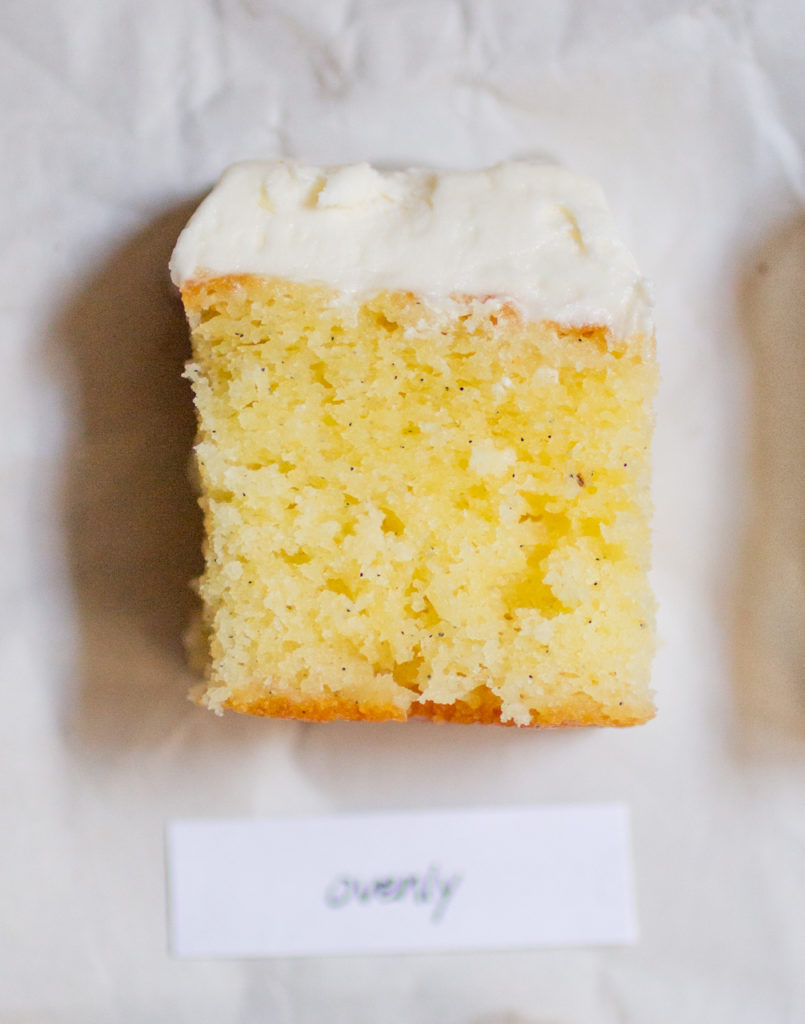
[211,687,652,728]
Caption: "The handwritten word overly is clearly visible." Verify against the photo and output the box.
[324,864,462,923]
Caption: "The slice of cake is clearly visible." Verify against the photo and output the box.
[171,160,656,727]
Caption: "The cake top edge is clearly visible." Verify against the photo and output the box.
[170,160,653,336]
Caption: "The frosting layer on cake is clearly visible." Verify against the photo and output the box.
[170,160,652,336]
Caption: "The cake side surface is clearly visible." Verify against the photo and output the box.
[181,272,656,728]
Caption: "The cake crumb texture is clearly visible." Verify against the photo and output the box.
[183,275,656,727]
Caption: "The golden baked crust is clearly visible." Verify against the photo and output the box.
[210,687,651,727]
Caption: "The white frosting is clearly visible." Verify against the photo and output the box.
[170,160,653,335]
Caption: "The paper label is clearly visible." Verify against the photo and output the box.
[167,804,637,957]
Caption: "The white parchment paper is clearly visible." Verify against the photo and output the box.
[2,1,805,1021]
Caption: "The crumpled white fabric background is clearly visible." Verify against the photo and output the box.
[3,0,805,1021]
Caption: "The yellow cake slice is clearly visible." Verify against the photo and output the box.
[171,160,656,726]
